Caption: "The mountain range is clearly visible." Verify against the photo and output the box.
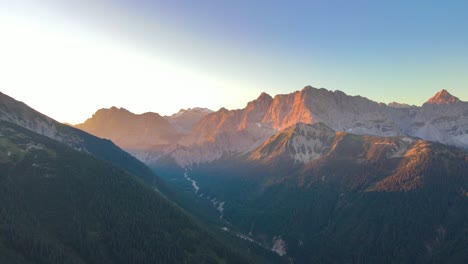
[73,86,467,263]
[76,86,468,167]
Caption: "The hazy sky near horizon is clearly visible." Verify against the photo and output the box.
[1,0,467,123]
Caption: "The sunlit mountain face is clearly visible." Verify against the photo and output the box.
[76,87,468,167]
[2,1,468,263]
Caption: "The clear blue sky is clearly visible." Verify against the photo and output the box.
[1,0,467,123]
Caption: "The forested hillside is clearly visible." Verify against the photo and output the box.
[0,121,252,264]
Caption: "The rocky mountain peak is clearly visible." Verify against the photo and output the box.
[173,108,187,115]
[109,106,129,112]
[246,92,273,109]
[301,85,317,92]
[256,91,273,102]
[94,106,133,119]
[425,89,461,104]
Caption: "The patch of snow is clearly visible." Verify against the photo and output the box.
[374,142,395,145]
[272,236,287,256]
[217,201,225,214]
[7,151,11,157]
[221,227,229,231]
[235,233,256,243]
[401,137,415,143]
[287,126,334,163]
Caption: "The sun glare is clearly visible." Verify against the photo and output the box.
[0,13,255,124]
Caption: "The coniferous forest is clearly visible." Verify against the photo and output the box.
[0,121,258,264]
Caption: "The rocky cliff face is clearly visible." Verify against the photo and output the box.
[261,89,313,130]
[261,87,402,136]
[250,122,336,164]
[0,92,86,150]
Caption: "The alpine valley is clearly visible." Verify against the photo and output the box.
[1,86,466,263]
[75,86,468,263]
